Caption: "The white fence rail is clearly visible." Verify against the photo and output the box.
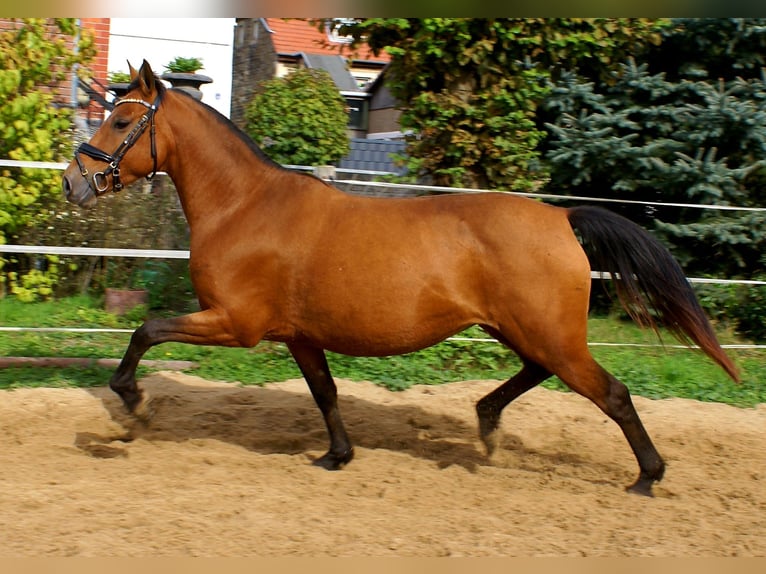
[0,245,190,259]
[1,159,764,351]
[331,179,766,213]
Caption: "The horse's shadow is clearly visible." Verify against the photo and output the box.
[77,373,605,481]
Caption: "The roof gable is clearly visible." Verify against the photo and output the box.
[266,18,389,63]
[302,54,361,92]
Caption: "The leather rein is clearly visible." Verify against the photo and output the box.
[74,93,161,195]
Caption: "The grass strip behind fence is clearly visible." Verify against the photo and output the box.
[0,296,763,407]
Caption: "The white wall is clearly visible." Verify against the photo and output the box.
[107,18,235,117]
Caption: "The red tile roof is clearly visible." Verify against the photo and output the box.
[266,18,390,63]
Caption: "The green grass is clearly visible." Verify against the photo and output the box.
[0,296,763,407]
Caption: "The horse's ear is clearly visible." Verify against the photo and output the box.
[136,59,156,97]
[128,60,138,81]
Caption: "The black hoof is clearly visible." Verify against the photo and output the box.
[312,448,354,470]
[476,401,500,434]
[477,405,501,456]
[130,394,155,422]
[626,477,655,497]
[110,381,152,421]
[626,461,664,497]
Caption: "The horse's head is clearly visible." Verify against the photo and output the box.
[63,60,166,208]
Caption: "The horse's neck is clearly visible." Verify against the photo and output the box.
[163,95,284,229]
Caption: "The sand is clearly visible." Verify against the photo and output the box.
[0,371,763,557]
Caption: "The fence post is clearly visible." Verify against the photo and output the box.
[313,165,336,181]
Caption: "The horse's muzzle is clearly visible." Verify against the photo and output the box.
[62,172,98,208]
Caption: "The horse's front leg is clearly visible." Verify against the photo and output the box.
[110,309,240,418]
[287,342,354,470]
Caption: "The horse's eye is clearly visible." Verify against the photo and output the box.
[114,118,131,130]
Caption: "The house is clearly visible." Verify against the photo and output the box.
[106,18,234,117]
[3,18,405,174]
[231,18,403,147]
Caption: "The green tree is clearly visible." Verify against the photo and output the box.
[649,18,766,82]
[244,68,350,166]
[0,18,94,299]
[340,18,666,190]
[540,19,766,340]
[542,30,766,280]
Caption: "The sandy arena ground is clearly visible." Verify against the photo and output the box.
[0,371,763,557]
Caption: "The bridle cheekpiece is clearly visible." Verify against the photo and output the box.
[75,94,161,195]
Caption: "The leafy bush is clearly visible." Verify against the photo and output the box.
[733,281,766,342]
[0,19,94,300]
[245,68,350,166]
[697,278,766,342]
[139,259,196,312]
[108,70,131,83]
[7,257,58,301]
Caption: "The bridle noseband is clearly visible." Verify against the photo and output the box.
[75,94,161,195]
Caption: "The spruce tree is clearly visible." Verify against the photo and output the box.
[542,53,766,280]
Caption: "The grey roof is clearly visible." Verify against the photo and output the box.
[339,138,407,175]
[302,53,361,93]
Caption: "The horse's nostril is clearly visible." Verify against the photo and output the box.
[62,175,72,199]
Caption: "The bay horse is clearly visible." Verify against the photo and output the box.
[62,60,738,497]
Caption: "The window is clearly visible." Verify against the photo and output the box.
[325,18,356,44]
[344,96,368,131]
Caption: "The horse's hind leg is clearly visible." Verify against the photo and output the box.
[287,342,354,470]
[476,360,551,456]
[554,356,665,496]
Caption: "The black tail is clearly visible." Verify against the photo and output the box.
[567,205,739,382]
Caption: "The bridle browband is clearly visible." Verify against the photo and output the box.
[75,93,161,194]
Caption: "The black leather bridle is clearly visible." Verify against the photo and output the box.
[74,94,161,194]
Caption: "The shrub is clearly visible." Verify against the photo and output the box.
[244,68,350,166]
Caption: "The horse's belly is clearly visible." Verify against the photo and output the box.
[302,323,462,357]
[290,282,481,357]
